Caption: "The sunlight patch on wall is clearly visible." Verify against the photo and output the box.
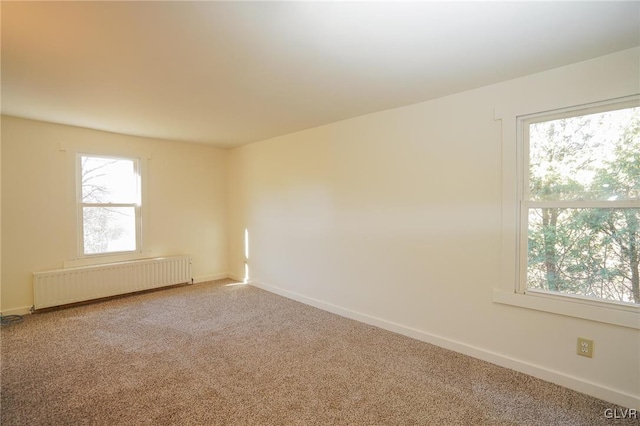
[244,228,250,282]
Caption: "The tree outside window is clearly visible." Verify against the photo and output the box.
[524,102,639,305]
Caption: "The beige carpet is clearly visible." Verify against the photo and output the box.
[1,279,636,425]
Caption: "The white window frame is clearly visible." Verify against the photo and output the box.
[494,94,640,329]
[76,153,142,258]
[60,142,151,268]
[518,97,640,300]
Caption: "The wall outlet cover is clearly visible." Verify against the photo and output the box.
[577,337,593,358]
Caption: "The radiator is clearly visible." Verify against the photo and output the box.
[33,256,192,310]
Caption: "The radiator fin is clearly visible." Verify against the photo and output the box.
[33,256,192,310]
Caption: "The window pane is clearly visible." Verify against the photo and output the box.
[81,156,137,203]
[529,107,639,201]
[527,207,639,304]
[83,207,136,254]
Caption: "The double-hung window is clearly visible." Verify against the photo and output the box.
[78,154,141,256]
[519,97,640,306]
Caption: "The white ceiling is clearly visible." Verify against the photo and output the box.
[2,2,639,148]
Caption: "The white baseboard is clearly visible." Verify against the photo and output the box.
[227,273,245,282]
[1,306,33,316]
[251,280,640,410]
[193,273,230,284]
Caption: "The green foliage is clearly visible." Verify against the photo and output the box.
[527,107,640,304]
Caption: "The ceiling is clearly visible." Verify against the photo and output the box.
[2,2,639,148]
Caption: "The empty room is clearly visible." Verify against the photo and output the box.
[1,1,639,424]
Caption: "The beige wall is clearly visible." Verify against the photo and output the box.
[228,48,640,408]
[0,114,2,313]
[1,116,228,313]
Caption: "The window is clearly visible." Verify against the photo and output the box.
[519,97,640,305]
[78,154,141,256]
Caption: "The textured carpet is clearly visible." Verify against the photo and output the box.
[1,279,636,425]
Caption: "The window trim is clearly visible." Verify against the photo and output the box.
[492,288,639,329]
[76,153,142,258]
[60,142,151,268]
[494,93,640,329]
[517,96,640,303]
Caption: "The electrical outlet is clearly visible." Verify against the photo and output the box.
[577,337,593,358]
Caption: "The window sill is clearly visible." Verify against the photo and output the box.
[64,252,150,269]
[492,289,640,329]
